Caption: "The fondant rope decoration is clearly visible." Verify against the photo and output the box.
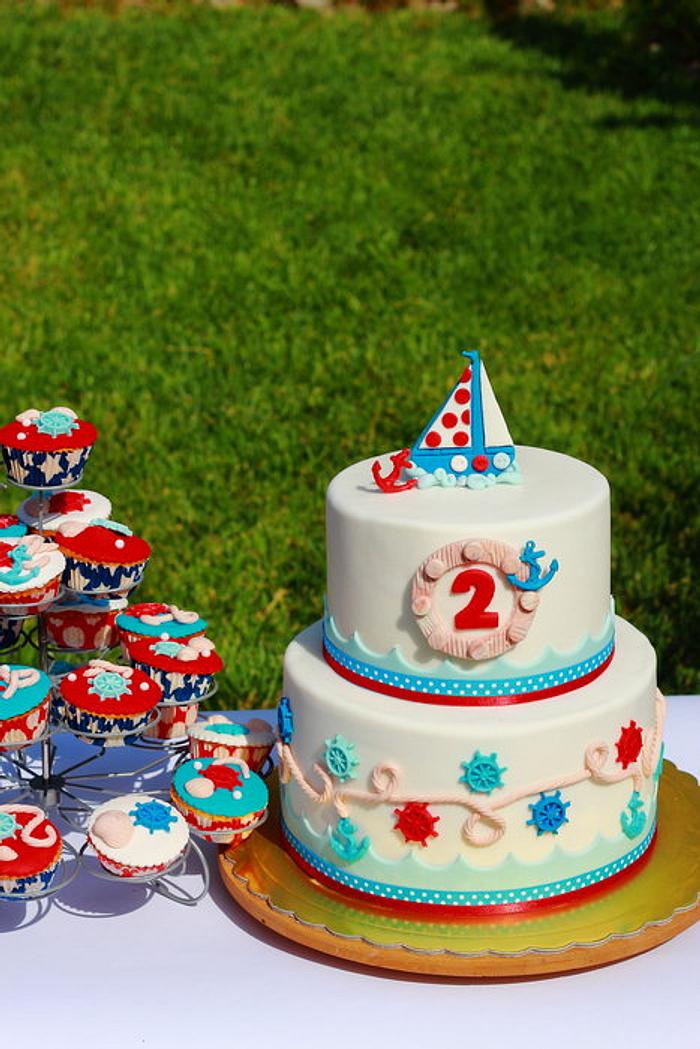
[0,665,40,700]
[277,690,666,848]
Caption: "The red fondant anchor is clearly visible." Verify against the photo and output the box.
[371,449,418,493]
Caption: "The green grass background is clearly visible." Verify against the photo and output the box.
[0,4,697,703]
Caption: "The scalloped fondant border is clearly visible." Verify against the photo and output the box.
[281,818,656,915]
[322,627,615,705]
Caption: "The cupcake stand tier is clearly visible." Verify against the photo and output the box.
[0,475,209,907]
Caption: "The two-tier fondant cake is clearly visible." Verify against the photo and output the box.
[276,352,665,915]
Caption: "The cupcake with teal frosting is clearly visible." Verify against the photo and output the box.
[115,602,207,650]
[0,665,52,748]
[171,757,268,845]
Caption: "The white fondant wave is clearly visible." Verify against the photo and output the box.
[325,597,616,683]
[282,792,657,892]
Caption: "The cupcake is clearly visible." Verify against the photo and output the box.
[0,665,52,747]
[87,794,189,878]
[127,635,222,703]
[0,534,65,613]
[0,515,28,539]
[56,659,162,745]
[116,602,207,649]
[0,407,97,488]
[44,593,127,652]
[171,757,268,845]
[56,519,150,595]
[17,489,111,539]
[0,804,62,897]
[188,715,274,772]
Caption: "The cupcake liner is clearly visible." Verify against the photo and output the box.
[189,738,272,773]
[0,859,60,897]
[0,617,23,650]
[130,662,213,704]
[171,793,266,844]
[44,608,121,651]
[64,557,147,594]
[92,846,187,879]
[0,698,50,749]
[1,445,92,488]
[59,701,154,747]
[0,574,62,613]
[143,701,198,741]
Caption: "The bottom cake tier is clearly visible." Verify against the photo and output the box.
[278,618,665,915]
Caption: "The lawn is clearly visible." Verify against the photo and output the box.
[0,3,697,702]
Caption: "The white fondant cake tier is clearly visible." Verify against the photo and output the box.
[326,446,612,698]
[279,619,664,910]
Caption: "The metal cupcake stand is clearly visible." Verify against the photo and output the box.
[0,472,215,908]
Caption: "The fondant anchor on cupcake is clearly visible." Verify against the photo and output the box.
[506,540,559,592]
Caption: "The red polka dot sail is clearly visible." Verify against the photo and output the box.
[410,351,516,482]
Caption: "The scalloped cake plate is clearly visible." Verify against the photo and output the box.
[218,763,700,977]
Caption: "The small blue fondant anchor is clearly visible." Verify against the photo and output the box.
[328,817,370,864]
[507,540,559,591]
[620,791,646,839]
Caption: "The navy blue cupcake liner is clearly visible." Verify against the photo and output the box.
[0,862,59,898]
[131,662,214,704]
[57,699,154,747]
[2,445,92,488]
[64,557,147,594]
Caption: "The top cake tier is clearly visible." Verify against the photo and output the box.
[324,445,613,705]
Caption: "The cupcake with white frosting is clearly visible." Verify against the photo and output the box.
[17,489,111,538]
[0,534,65,613]
[87,794,189,877]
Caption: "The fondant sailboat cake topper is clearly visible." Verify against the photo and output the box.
[372,350,521,492]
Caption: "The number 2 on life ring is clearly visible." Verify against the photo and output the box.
[451,568,500,630]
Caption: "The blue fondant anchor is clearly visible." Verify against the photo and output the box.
[620,791,646,839]
[328,817,370,864]
[507,540,559,591]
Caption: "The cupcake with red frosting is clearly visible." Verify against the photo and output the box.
[127,635,222,704]
[0,804,63,897]
[0,407,97,488]
[44,593,127,652]
[115,602,207,650]
[57,659,162,745]
[17,489,111,539]
[0,534,65,613]
[127,636,223,741]
[56,519,150,595]
[0,666,53,748]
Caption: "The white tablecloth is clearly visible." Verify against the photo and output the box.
[3,700,699,1049]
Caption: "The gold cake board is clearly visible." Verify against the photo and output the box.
[218,763,700,978]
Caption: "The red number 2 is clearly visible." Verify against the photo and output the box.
[451,569,500,630]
